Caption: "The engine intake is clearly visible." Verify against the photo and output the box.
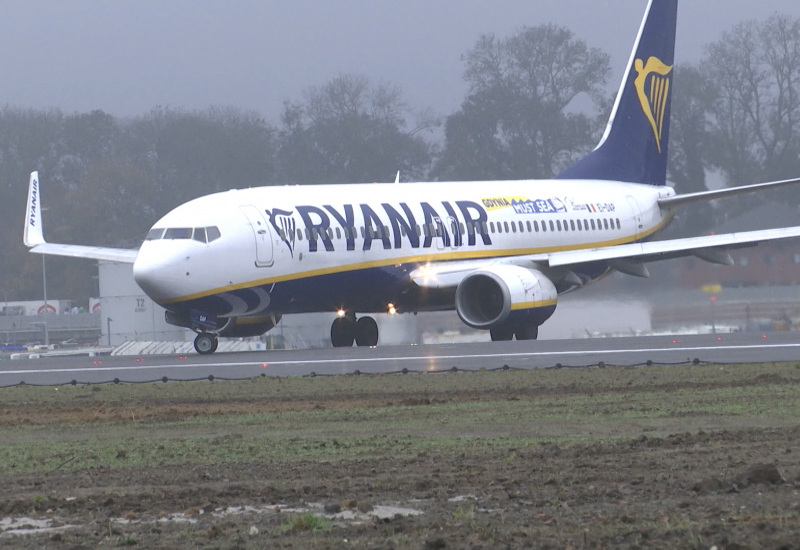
[455,265,557,329]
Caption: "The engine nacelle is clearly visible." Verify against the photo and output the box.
[455,265,557,329]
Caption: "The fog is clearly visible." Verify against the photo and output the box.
[1,1,799,121]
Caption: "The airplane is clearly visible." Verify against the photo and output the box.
[23,0,800,354]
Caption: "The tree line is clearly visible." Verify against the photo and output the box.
[2,14,799,302]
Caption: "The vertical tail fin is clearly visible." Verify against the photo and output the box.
[557,0,678,186]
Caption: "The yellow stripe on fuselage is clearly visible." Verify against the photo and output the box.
[161,214,671,306]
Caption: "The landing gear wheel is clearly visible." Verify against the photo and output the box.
[514,324,539,341]
[355,316,379,347]
[331,317,356,347]
[194,333,218,355]
[490,325,514,341]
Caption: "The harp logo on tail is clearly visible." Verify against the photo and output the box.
[634,56,673,153]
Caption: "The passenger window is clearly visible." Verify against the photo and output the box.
[164,227,192,239]
[556,220,562,231]
[616,219,621,229]
[482,221,489,234]
[526,221,532,232]
[490,222,495,233]
[590,219,596,230]
[511,222,517,233]
[335,227,341,240]
[415,224,422,237]
[541,220,547,232]
[360,226,366,238]
[549,221,555,232]
[146,228,165,240]
[193,227,207,243]
[570,220,576,231]
[504,222,509,233]
[459,222,466,234]
[603,219,609,230]
[400,226,406,237]
[534,221,539,232]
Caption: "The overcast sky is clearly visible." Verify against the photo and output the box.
[1,1,799,123]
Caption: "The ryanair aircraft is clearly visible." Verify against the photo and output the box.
[23,0,800,354]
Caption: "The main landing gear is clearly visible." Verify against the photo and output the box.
[490,322,538,342]
[330,313,379,347]
[194,332,219,354]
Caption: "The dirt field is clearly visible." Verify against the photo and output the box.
[1,361,799,549]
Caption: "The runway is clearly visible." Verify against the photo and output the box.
[2,332,799,387]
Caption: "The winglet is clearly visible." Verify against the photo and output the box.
[24,171,45,247]
[395,171,400,185]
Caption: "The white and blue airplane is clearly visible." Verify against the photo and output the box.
[23,0,800,354]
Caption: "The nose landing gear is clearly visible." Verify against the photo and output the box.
[194,333,219,354]
[330,313,379,347]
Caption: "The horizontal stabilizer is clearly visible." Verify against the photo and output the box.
[658,177,800,209]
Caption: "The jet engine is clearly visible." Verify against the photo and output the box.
[455,265,557,330]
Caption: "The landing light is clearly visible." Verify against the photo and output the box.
[388,303,397,315]
[337,309,346,318]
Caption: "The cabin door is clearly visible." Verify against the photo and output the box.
[240,205,274,267]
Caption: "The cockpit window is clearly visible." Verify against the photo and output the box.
[146,226,221,242]
[146,228,165,240]
[206,226,221,242]
[164,227,193,239]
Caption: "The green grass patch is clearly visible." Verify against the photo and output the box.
[0,362,798,475]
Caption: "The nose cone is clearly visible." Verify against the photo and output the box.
[133,245,183,303]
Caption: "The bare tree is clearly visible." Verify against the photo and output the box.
[277,74,435,184]
[706,14,800,186]
[435,24,610,181]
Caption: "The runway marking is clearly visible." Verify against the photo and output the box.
[3,342,800,375]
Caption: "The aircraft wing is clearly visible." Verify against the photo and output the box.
[26,243,138,263]
[411,226,800,288]
[546,226,800,267]
[24,171,139,264]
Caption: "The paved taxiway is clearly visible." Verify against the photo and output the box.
[2,332,799,387]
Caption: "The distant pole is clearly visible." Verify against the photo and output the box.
[107,317,113,347]
[4,290,8,344]
[42,256,49,346]
[710,296,717,334]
